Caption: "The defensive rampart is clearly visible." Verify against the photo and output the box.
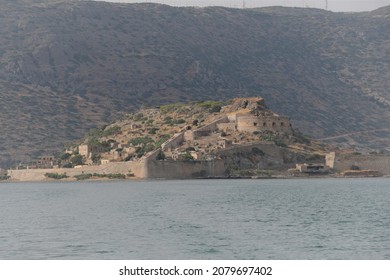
[214,142,313,172]
[216,122,236,133]
[185,116,229,140]
[236,115,292,134]
[161,132,184,151]
[327,153,390,175]
[146,159,226,179]
[8,161,147,181]
[7,155,226,181]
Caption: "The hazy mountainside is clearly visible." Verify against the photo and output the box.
[0,0,389,167]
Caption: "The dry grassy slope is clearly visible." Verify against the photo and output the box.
[0,0,389,167]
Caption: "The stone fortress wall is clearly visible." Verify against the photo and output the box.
[7,145,227,181]
[215,142,293,170]
[7,156,226,181]
[326,152,390,175]
[7,161,147,181]
[161,132,185,151]
[146,158,225,179]
[236,115,293,134]
[9,150,390,181]
[216,122,236,133]
[185,116,229,141]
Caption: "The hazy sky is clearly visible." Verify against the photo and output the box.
[93,0,390,12]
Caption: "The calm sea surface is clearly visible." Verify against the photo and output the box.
[1,178,390,260]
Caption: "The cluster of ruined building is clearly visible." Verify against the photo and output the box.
[64,97,294,165]
[161,97,293,160]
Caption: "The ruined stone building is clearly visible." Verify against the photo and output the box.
[161,97,294,157]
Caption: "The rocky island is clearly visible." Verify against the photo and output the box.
[5,97,390,181]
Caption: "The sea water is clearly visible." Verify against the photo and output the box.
[1,178,389,259]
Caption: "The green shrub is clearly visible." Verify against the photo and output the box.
[156,150,166,160]
[196,101,224,113]
[163,116,173,124]
[209,105,221,113]
[197,100,224,108]
[156,134,172,147]
[274,140,287,147]
[163,116,186,126]
[102,126,121,137]
[85,126,120,141]
[73,173,126,180]
[45,173,68,180]
[294,131,311,144]
[124,155,133,161]
[88,139,111,152]
[62,162,73,168]
[182,152,194,161]
[106,173,126,179]
[135,143,156,157]
[351,165,360,170]
[128,136,154,146]
[260,131,277,142]
[92,154,101,164]
[74,173,93,180]
[160,103,185,114]
[0,175,10,181]
[133,113,144,121]
[148,128,159,134]
[71,154,84,166]
[60,153,71,160]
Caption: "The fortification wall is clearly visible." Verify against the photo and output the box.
[217,123,236,133]
[8,161,147,181]
[215,142,298,170]
[189,116,229,140]
[331,154,390,175]
[227,112,237,122]
[161,132,184,151]
[184,131,194,141]
[236,115,292,134]
[7,158,227,181]
[146,159,226,179]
